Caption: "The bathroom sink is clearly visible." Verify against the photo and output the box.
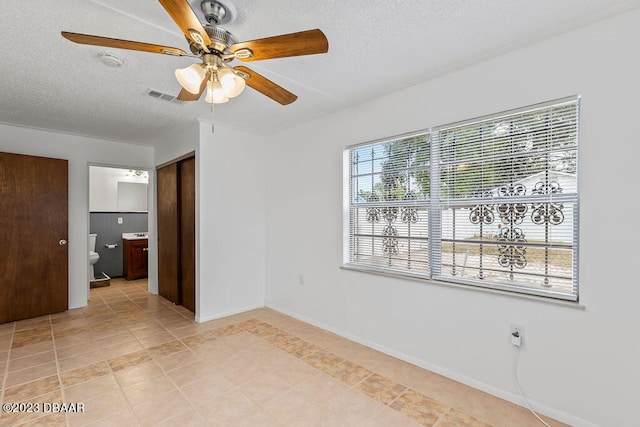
[122,232,148,240]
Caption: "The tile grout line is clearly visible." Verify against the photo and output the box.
[166,322,322,424]
[68,288,142,427]
[240,318,462,426]
[102,279,198,426]
[103,282,165,427]
[98,300,140,427]
[224,322,377,421]
[242,321,406,425]
[48,313,73,427]
[146,302,218,424]
[0,321,16,416]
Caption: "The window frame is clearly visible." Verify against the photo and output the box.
[343,96,580,302]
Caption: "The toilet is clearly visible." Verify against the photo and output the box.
[89,233,100,281]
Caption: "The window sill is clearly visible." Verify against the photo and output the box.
[340,264,585,310]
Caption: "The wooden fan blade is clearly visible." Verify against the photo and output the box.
[234,66,297,105]
[61,32,186,56]
[158,0,211,47]
[230,29,328,62]
[177,74,208,101]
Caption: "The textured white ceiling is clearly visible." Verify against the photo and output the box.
[1,0,639,145]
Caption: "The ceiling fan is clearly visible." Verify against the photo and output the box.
[61,0,329,105]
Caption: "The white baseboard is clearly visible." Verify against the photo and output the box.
[195,304,264,323]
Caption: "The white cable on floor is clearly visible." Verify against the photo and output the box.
[513,347,552,427]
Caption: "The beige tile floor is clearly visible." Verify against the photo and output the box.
[0,278,568,427]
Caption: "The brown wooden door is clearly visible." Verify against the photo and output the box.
[0,152,68,323]
[157,163,179,304]
[156,157,196,311]
[179,157,196,312]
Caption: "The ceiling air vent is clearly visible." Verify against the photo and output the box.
[146,89,184,104]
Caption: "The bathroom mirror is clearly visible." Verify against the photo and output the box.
[117,182,148,212]
[89,166,149,212]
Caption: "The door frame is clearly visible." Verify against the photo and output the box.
[87,163,155,296]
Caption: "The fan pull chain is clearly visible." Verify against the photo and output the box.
[211,102,216,133]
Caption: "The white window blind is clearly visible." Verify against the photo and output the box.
[345,96,580,301]
[347,132,431,277]
[434,97,579,301]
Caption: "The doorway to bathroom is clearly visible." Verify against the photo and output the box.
[88,165,151,288]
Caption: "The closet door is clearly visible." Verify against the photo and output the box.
[179,157,196,312]
[157,163,180,304]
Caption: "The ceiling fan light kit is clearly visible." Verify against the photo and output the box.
[176,51,246,103]
[61,0,329,106]
[205,79,227,103]
[175,63,206,93]
[217,67,245,97]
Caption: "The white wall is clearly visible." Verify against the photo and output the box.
[154,122,199,167]
[264,8,640,427]
[0,124,154,309]
[196,121,266,322]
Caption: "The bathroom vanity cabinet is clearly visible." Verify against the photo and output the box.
[123,238,148,280]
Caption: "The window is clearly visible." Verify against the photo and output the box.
[346,132,432,276]
[344,97,579,301]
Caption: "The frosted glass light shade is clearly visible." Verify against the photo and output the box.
[218,68,246,98]
[175,64,206,94]
[204,80,228,104]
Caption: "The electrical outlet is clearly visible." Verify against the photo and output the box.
[511,323,524,347]
[117,217,123,224]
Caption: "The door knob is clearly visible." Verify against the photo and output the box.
[59,239,68,246]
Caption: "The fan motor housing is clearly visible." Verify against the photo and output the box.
[188,25,238,55]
